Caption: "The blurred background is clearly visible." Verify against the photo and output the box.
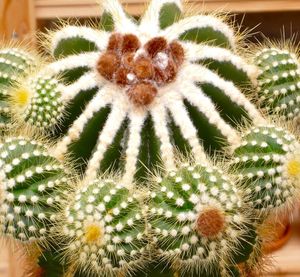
[1,0,300,276]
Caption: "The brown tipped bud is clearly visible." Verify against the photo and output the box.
[107,33,123,52]
[154,58,177,84]
[145,37,168,58]
[115,67,132,86]
[122,34,141,53]
[196,207,226,238]
[127,82,157,106]
[123,53,135,68]
[97,51,120,80]
[133,56,154,80]
[170,41,185,66]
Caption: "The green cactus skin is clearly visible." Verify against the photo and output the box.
[24,0,265,185]
[60,179,148,276]
[255,47,300,121]
[11,73,64,130]
[148,162,252,276]
[0,136,69,243]
[0,47,36,128]
[231,125,300,214]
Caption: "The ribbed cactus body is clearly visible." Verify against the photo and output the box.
[255,48,300,121]
[23,0,265,185]
[0,136,69,242]
[148,162,253,275]
[231,125,300,214]
[0,48,36,128]
[61,179,148,276]
[11,74,64,130]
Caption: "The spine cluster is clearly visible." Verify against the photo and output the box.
[0,136,69,242]
[0,48,37,128]
[255,47,300,121]
[231,125,300,214]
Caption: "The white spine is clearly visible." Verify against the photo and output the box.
[101,0,138,33]
[60,72,101,101]
[185,43,258,85]
[162,15,236,49]
[46,52,99,75]
[151,105,176,171]
[53,87,112,160]
[139,0,182,36]
[84,105,128,184]
[180,83,240,145]
[121,111,146,185]
[167,100,208,163]
[51,26,109,54]
[185,63,266,125]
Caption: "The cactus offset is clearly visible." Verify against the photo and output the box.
[11,73,65,130]
[0,47,37,128]
[59,178,148,276]
[0,136,70,243]
[254,47,300,121]
[230,124,300,215]
[148,162,255,276]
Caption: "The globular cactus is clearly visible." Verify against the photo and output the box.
[230,124,300,215]
[0,135,70,243]
[13,0,265,184]
[148,161,256,276]
[10,73,65,130]
[254,47,300,121]
[0,47,37,128]
[59,178,148,276]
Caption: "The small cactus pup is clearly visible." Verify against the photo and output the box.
[0,46,37,128]
[41,0,264,184]
[254,46,300,121]
[0,135,70,244]
[58,178,148,276]
[148,161,256,276]
[230,124,300,216]
[9,71,65,131]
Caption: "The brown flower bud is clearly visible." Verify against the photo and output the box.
[133,56,154,80]
[107,33,123,52]
[97,51,120,80]
[169,41,185,66]
[122,34,141,53]
[145,37,168,58]
[115,67,132,86]
[127,82,158,106]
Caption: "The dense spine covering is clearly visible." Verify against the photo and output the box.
[0,48,36,128]
[0,136,69,242]
[148,162,253,276]
[231,125,300,214]
[15,0,265,185]
[11,74,64,130]
[254,47,300,121]
[60,179,148,276]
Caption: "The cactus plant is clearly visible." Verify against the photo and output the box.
[254,47,300,121]
[0,46,37,128]
[0,135,70,243]
[10,73,65,130]
[230,124,300,215]
[148,161,255,276]
[12,0,266,185]
[58,178,148,276]
[1,0,300,276]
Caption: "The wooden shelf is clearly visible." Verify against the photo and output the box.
[35,0,300,19]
